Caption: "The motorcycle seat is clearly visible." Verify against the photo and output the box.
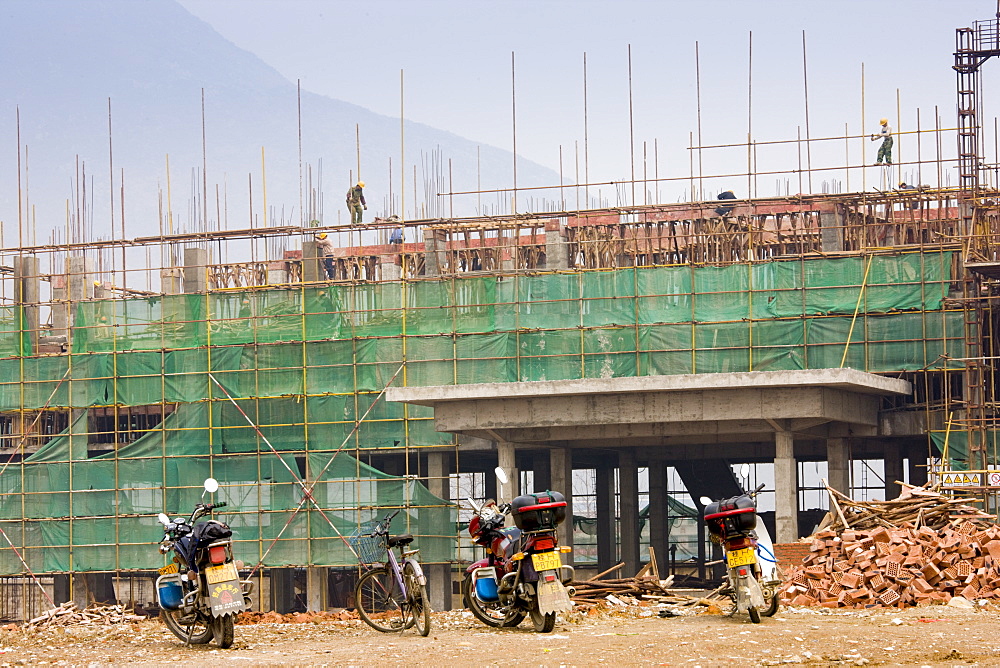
[387,534,414,547]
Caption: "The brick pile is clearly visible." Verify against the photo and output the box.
[779,484,1000,608]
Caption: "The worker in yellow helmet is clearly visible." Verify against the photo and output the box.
[346,181,367,225]
[870,118,893,165]
[315,232,335,279]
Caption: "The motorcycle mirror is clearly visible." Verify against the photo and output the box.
[739,463,750,480]
[494,466,508,486]
[157,512,170,526]
[203,478,220,494]
[699,496,713,506]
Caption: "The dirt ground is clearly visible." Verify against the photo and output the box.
[3,600,1000,667]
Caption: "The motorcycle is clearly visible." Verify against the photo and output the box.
[154,478,252,648]
[700,464,780,623]
[462,467,574,633]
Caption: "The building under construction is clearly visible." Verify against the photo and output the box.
[0,15,999,622]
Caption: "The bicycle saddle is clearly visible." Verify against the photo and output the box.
[387,534,414,547]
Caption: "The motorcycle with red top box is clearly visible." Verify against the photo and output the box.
[700,464,780,623]
[463,467,574,633]
[154,478,252,648]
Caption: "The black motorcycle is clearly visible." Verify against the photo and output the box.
[154,478,251,647]
[700,464,780,623]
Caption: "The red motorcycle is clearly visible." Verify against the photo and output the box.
[462,470,574,633]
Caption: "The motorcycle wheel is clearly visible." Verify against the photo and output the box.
[762,591,780,617]
[462,574,508,628]
[529,606,556,633]
[748,606,761,624]
[212,614,235,648]
[161,609,214,645]
[403,562,431,637]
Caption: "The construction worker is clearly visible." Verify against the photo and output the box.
[346,181,367,225]
[315,232,335,279]
[714,190,737,216]
[871,118,893,165]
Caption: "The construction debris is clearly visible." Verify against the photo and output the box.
[571,559,730,610]
[780,483,1000,608]
[26,602,143,630]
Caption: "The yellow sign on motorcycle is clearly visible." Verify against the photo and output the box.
[726,547,756,568]
[205,561,239,584]
[157,562,179,575]
[532,551,562,572]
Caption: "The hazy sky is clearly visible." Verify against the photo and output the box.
[178,0,999,201]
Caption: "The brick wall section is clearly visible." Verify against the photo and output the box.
[773,542,811,573]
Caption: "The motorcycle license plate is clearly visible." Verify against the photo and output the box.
[727,547,756,568]
[205,562,239,584]
[157,562,178,575]
[531,551,562,572]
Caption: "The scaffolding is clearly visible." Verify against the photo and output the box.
[0,14,999,622]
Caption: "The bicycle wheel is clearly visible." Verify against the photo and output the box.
[355,567,407,633]
[404,562,431,637]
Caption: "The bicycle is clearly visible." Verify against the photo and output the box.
[349,509,431,636]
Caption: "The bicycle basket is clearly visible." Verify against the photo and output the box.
[348,523,387,564]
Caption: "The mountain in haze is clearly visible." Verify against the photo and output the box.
[0,0,558,245]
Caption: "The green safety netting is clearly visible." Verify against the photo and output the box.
[929,430,1000,471]
[0,401,456,572]
[0,250,961,573]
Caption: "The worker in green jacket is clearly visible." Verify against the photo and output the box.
[347,181,367,225]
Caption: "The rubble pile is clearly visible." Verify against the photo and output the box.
[27,602,143,630]
[571,561,728,610]
[780,484,1000,608]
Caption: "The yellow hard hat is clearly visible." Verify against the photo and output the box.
[317,233,328,240]
[879,117,888,125]
[357,181,365,188]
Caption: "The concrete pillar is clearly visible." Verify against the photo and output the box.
[183,247,210,293]
[533,451,552,491]
[380,262,402,281]
[826,438,851,496]
[775,430,798,543]
[423,229,447,276]
[819,210,844,252]
[647,458,668,577]
[544,220,569,269]
[549,448,573,560]
[160,267,183,294]
[496,441,519,500]
[596,459,616,572]
[270,569,296,613]
[52,574,70,606]
[908,445,928,486]
[425,451,453,611]
[13,256,39,351]
[65,256,93,348]
[884,441,904,501]
[302,240,321,282]
[306,567,327,611]
[618,449,641,577]
[267,259,288,285]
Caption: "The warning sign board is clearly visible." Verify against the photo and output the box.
[939,471,983,487]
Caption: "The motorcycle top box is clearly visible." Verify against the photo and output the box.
[703,493,757,536]
[511,491,567,532]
